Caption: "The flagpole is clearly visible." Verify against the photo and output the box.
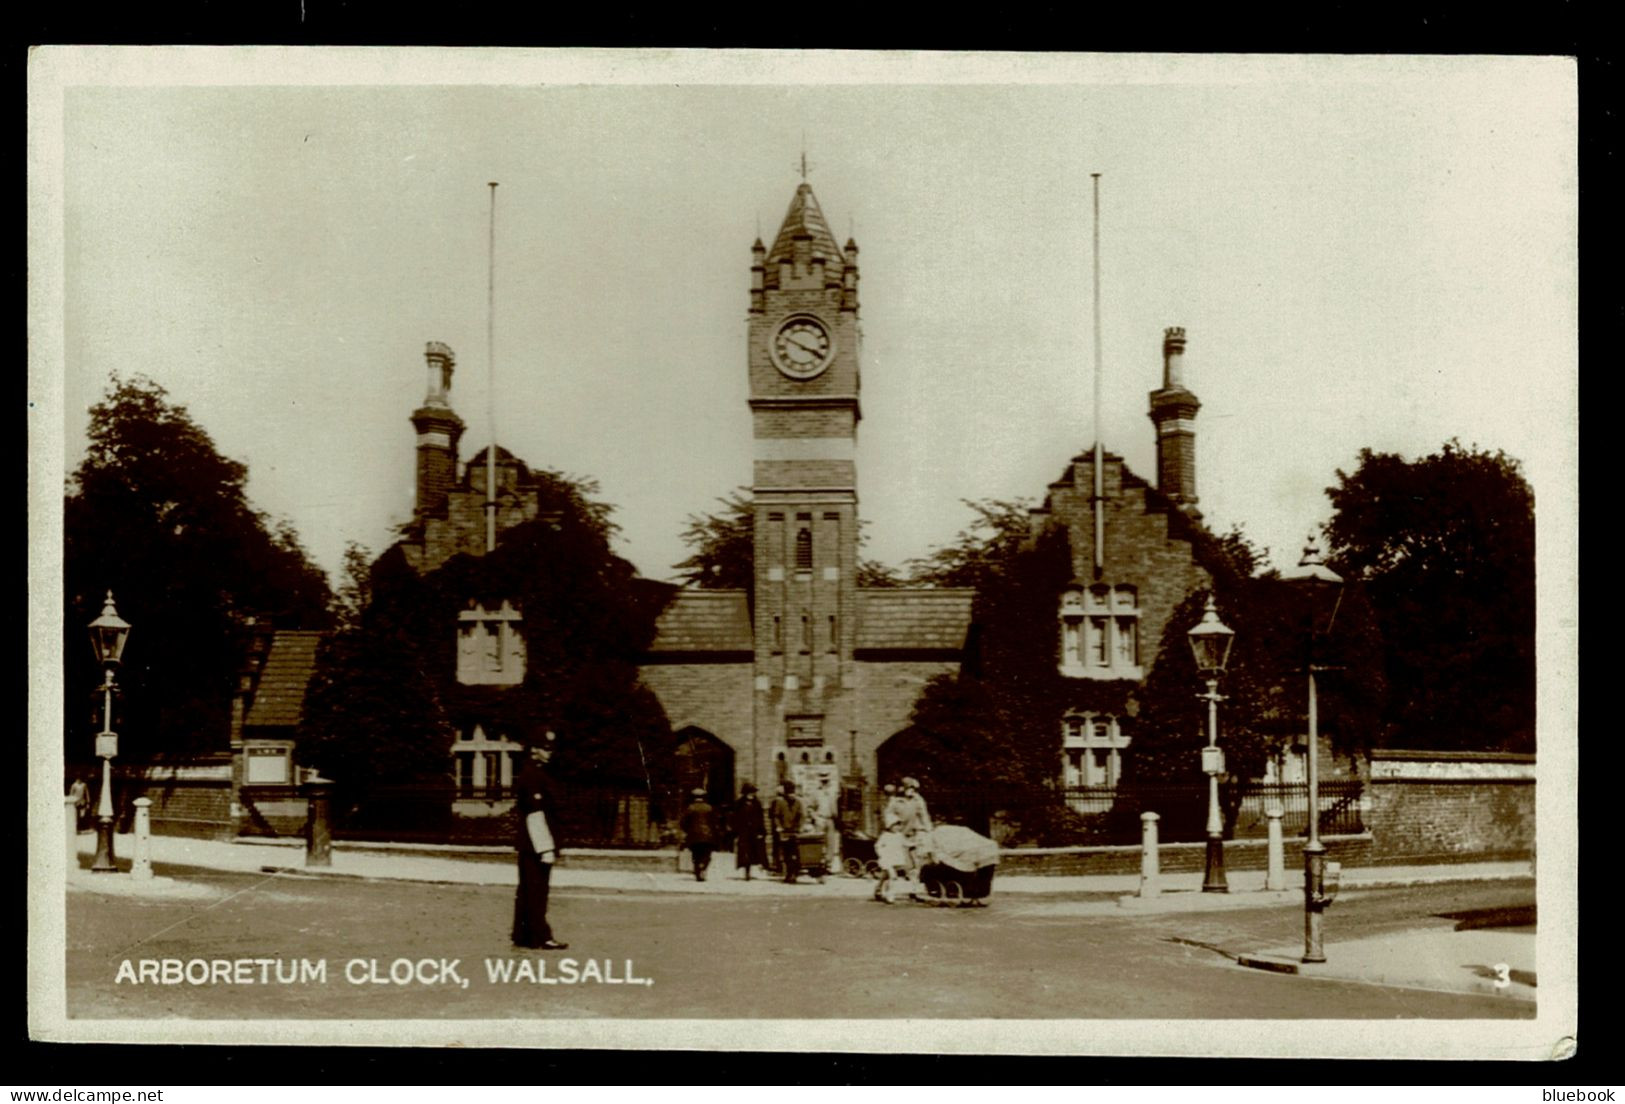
[485,181,498,554]
[1091,172,1104,578]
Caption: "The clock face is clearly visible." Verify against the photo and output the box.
[772,316,833,380]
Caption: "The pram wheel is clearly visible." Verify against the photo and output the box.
[942,881,963,905]
[865,860,883,879]
[844,857,864,878]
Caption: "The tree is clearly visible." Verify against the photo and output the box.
[64,375,333,763]
[903,498,1036,588]
[672,489,754,590]
[900,522,1144,843]
[1128,575,1386,802]
[299,471,674,808]
[1324,441,1534,751]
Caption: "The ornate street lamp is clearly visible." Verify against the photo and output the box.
[87,591,131,873]
[1187,593,1235,893]
[1283,536,1344,962]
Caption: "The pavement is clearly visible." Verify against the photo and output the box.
[71,830,1537,1002]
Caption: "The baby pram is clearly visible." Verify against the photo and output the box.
[873,824,999,907]
[840,832,882,878]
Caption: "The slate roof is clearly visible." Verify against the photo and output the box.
[766,184,846,267]
[855,589,975,652]
[243,630,326,728]
[649,590,754,654]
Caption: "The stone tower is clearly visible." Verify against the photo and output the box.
[747,182,863,790]
[1147,326,1201,511]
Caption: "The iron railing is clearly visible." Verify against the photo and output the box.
[1062,780,1365,843]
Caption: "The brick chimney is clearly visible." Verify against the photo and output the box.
[1148,326,1201,507]
[410,341,465,519]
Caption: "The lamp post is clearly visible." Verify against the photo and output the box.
[1187,593,1235,893]
[1284,536,1344,963]
[87,590,132,873]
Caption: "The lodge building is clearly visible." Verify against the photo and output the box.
[378,180,1222,812]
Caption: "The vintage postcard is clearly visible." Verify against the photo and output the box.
[28,48,1578,1057]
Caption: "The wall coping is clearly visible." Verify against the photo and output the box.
[1371,748,1535,764]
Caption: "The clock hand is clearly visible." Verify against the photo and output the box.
[787,333,824,355]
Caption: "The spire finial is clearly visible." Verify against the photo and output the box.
[798,132,813,182]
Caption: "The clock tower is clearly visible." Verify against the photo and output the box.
[747,181,863,791]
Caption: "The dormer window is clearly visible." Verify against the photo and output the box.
[456,599,525,686]
[1058,584,1142,679]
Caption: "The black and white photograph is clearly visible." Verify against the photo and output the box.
[28,48,1577,1057]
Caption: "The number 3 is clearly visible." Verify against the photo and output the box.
[1493,963,1510,989]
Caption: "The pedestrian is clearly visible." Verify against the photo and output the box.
[512,730,568,951]
[733,782,767,881]
[896,775,934,877]
[770,780,806,884]
[768,781,785,874]
[814,775,841,869]
[680,788,716,882]
[881,782,904,832]
[68,775,89,832]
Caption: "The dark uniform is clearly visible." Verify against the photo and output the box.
[733,785,767,880]
[680,791,716,881]
[513,755,563,948]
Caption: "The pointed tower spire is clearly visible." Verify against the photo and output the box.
[765,183,846,269]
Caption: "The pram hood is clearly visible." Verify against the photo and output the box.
[923,824,1000,872]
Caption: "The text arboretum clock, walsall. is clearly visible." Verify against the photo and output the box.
[772,314,834,380]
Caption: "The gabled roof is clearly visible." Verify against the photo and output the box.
[649,590,754,654]
[855,589,975,652]
[766,183,846,266]
[243,630,326,728]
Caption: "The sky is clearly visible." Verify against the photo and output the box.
[37,50,1577,591]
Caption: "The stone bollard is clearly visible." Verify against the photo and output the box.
[303,776,333,868]
[1265,805,1285,891]
[65,797,79,870]
[1139,812,1161,898]
[131,797,153,880]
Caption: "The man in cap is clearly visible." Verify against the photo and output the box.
[680,787,717,882]
[512,730,567,950]
[769,780,806,884]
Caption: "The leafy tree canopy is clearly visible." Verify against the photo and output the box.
[300,472,673,802]
[894,484,1381,843]
[1324,440,1534,751]
[65,375,333,762]
[903,498,1036,589]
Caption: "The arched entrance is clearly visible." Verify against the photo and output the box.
[875,726,938,792]
[875,727,994,835]
[671,727,735,808]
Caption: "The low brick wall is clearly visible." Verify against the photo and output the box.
[1364,750,1535,863]
[238,786,311,838]
[115,760,233,839]
[997,834,1374,877]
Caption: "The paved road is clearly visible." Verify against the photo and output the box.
[67,872,1534,1020]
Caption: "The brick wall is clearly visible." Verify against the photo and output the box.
[857,657,961,774]
[753,460,857,489]
[638,661,755,782]
[116,763,234,839]
[753,408,853,438]
[1364,750,1535,863]
[1038,453,1211,667]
